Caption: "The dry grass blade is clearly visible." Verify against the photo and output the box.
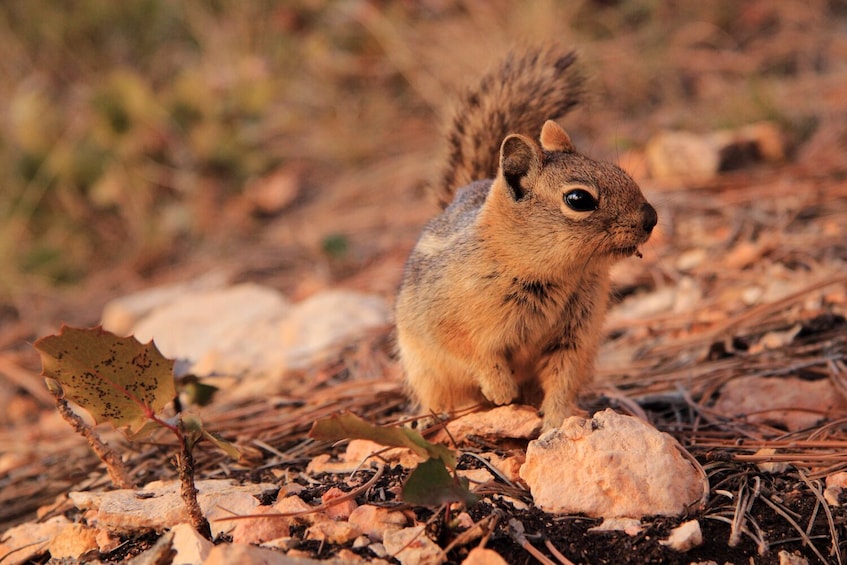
[544,538,577,565]
[798,470,843,565]
[705,514,767,554]
[729,483,744,547]
[760,495,828,564]
[729,477,760,548]
[508,518,557,565]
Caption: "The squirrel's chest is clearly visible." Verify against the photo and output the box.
[478,272,601,347]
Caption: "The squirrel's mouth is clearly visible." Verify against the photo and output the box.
[613,245,642,258]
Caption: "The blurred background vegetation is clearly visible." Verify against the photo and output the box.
[1,0,845,330]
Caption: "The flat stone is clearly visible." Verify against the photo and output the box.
[279,290,390,369]
[0,516,70,565]
[659,519,703,551]
[383,525,445,565]
[132,283,291,377]
[202,543,292,565]
[480,453,524,484]
[461,547,509,565]
[712,375,847,431]
[436,405,542,444]
[520,409,705,518]
[344,439,423,469]
[322,486,358,521]
[48,523,99,559]
[825,471,847,506]
[69,479,277,534]
[646,131,721,180]
[101,272,228,336]
[171,522,214,564]
[111,285,390,384]
[306,519,361,545]
[589,518,642,536]
[230,506,292,545]
[778,550,810,565]
[348,504,408,541]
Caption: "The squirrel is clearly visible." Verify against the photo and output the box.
[395,45,658,431]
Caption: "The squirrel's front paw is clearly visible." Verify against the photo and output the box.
[479,373,519,406]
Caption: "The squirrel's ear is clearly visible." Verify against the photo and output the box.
[540,120,575,153]
[500,134,542,200]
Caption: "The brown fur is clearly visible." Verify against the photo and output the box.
[396,47,658,430]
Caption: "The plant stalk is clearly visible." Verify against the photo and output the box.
[176,413,212,540]
[55,396,136,489]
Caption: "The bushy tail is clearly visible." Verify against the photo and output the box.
[434,44,583,208]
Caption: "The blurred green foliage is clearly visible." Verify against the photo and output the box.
[0,0,397,294]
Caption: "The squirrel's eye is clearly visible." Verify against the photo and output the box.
[564,189,598,212]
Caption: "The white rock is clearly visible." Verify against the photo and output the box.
[659,519,702,551]
[383,525,445,565]
[322,486,358,521]
[305,518,361,545]
[132,283,291,376]
[280,290,390,369]
[712,376,847,431]
[481,453,524,484]
[825,471,847,506]
[519,409,704,518]
[230,505,291,545]
[457,468,494,485]
[48,523,99,559]
[348,504,408,541]
[461,547,509,565]
[646,131,721,180]
[778,550,810,565]
[588,518,642,535]
[202,543,292,565]
[95,528,121,553]
[754,448,790,474]
[101,272,228,336]
[490,494,529,511]
[306,453,363,475]
[171,522,214,565]
[105,282,389,382]
[0,516,70,565]
[273,493,316,523]
[369,542,389,558]
[344,439,423,469]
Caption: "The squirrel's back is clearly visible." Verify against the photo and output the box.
[434,44,583,208]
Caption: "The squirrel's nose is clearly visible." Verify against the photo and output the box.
[641,202,658,233]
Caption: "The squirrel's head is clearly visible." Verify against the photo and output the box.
[490,120,657,268]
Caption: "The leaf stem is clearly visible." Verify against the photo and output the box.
[54,396,136,489]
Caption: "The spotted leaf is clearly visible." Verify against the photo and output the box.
[34,325,176,434]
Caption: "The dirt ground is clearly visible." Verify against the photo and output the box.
[2,2,847,564]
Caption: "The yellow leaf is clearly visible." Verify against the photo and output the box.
[34,325,176,434]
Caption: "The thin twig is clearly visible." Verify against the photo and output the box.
[508,518,557,565]
[544,538,577,565]
[760,496,828,564]
[797,470,843,565]
[54,396,135,489]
